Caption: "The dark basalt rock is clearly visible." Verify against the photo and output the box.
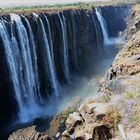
[0,5,131,139]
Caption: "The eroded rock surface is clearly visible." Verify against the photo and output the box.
[8,126,53,140]
[61,101,114,140]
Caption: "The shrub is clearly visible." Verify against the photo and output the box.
[137,0,140,4]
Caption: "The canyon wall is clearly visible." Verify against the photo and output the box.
[0,5,131,139]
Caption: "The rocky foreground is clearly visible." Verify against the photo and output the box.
[9,4,140,140]
[58,4,140,140]
[59,5,140,140]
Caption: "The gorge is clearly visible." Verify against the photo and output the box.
[0,3,131,139]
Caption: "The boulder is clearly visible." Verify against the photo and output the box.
[65,112,83,132]
[93,103,109,120]
[79,102,109,122]
[62,130,69,137]
[74,125,85,140]
[78,104,88,124]
[78,103,86,117]
[84,125,96,140]
[92,125,112,140]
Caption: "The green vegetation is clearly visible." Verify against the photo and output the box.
[136,0,140,4]
[0,0,135,14]
[0,2,95,14]
[130,113,140,125]
[99,93,111,103]
[126,92,137,99]
[114,112,122,131]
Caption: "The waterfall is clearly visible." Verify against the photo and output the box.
[0,6,130,132]
[10,14,42,122]
[92,14,101,50]
[37,16,59,97]
[95,8,123,46]
[58,13,70,81]
[0,21,26,121]
[44,15,60,96]
[0,13,61,123]
[22,16,41,101]
[71,11,79,71]
[0,13,61,122]
[0,12,67,124]
[44,15,54,60]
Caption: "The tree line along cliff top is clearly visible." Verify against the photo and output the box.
[0,0,135,15]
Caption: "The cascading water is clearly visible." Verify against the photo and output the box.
[23,16,41,100]
[58,13,70,81]
[37,16,59,97]
[10,14,41,122]
[44,14,60,96]
[44,15,54,61]
[0,21,26,121]
[92,14,101,51]
[95,8,123,46]
[0,6,131,139]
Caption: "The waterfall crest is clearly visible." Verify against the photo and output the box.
[0,6,130,129]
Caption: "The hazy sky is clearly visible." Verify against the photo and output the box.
[0,0,109,8]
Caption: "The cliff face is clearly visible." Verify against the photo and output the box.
[0,8,100,132]
[6,4,132,140]
[18,4,140,140]
[0,5,130,140]
[99,6,140,139]
[58,5,140,140]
